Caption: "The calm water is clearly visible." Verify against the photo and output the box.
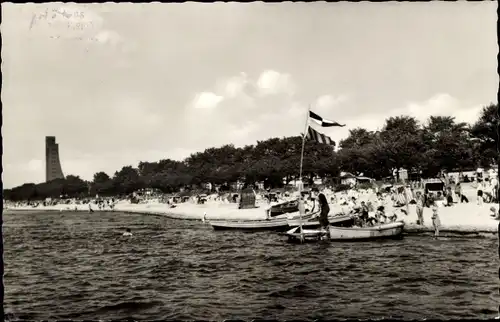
[3,210,499,320]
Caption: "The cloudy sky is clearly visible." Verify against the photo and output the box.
[2,2,497,188]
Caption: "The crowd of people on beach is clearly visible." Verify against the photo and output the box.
[4,168,498,241]
[276,172,499,239]
[4,197,118,212]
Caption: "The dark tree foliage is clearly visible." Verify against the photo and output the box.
[470,103,499,166]
[4,104,498,201]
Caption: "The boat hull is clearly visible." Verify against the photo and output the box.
[287,214,354,228]
[210,219,289,232]
[210,212,314,232]
[328,222,405,241]
[284,221,405,242]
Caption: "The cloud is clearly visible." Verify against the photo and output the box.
[284,93,486,148]
[214,72,257,109]
[314,94,349,112]
[182,70,301,149]
[188,70,296,112]
[397,93,483,125]
[256,70,295,96]
[191,91,224,109]
[334,93,483,137]
[217,72,251,99]
[332,93,485,145]
[3,2,494,189]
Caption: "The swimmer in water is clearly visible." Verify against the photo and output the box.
[123,228,133,236]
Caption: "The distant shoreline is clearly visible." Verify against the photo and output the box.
[4,203,499,237]
[3,206,203,221]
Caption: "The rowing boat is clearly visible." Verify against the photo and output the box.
[210,218,289,231]
[209,212,314,232]
[284,221,405,242]
[287,214,354,228]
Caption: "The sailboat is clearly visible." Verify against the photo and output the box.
[284,107,405,243]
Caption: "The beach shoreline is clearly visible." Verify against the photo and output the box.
[5,198,499,235]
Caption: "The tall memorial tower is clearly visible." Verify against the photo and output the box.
[45,136,65,182]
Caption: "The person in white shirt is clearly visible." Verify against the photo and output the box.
[476,180,484,205]
[348,197,357,209]
[490,176,498,202]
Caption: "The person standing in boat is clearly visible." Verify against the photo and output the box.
[311,188,330,235]
[375,206,387,224]
[360,201,370,223]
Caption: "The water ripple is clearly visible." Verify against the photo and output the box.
[3,211,498,320]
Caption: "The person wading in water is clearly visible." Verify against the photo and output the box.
[415,191,425,225]
[312,188,330,239]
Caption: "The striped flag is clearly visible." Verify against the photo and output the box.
[306,126,336,146]
[309,111,345,127]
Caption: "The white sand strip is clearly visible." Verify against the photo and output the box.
[5,183,498,234]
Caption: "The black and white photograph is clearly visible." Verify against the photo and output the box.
[2,2,499,320]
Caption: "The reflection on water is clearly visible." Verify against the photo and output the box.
[3,211,499,320]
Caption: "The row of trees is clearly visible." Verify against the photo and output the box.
[4,104,498,201]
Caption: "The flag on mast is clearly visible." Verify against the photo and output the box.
[309,111,345,127]
[306,126,336,146]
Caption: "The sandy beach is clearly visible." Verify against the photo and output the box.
[5,184,499,234]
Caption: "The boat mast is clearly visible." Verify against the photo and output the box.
[298,104,311,242]
[299,105,310,184]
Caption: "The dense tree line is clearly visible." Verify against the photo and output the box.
[4,104,498,201]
